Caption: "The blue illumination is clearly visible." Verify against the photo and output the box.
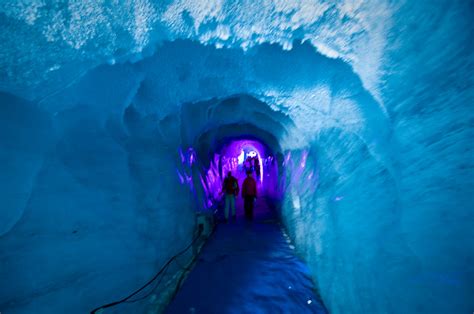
[0,1,472,314]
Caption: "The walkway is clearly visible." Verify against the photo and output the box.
[165,198,327,314]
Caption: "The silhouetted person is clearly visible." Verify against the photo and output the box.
[254,156,260,178]
[242,170,257,220]
[244,156,252,173]
[222,171,239,222]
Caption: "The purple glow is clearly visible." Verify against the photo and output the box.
[219,139,283,199]
[220,139,267,185]
[199,174,209,195]
[188,148,196,165]
[237,150,245,164]
[176,139,283,211]
[284,152,291,165]
[281,149,320,210]
[300,151,308,168]
[179,148,185,164]
[176,169,185,184]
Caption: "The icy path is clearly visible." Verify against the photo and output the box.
[165,198,327,314]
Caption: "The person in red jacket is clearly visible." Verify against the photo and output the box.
[222,171,239,222]
[241,170,257,220]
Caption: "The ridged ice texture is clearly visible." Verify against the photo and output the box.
[1,1,473,314]
[0,0,389,101]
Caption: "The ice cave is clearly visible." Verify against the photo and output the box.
[0,1,473,314]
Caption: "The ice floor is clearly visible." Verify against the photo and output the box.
[165,198,327,314]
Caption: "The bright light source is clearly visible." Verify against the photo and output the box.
[238,150,245,164]
[248,150,257,157]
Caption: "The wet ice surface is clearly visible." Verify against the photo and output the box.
[166,198,327,314]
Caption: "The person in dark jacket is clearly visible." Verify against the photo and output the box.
[222,171,239,222]
[241,170,257,220]
[254,156,261,178]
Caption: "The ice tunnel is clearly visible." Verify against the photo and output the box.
[0,1,473,314]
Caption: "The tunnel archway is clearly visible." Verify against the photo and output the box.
[0,2,472,314]
[174,94,288,214]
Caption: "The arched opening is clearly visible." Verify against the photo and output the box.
[0,2,472,313]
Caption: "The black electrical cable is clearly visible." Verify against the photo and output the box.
[167,223,217,303]
[90,228,202,314]
[124,260,170,304]
[127,224,211,304]
[128,248,195,304]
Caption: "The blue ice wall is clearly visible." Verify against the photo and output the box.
[1,1,473,313]
[0,92,196,313]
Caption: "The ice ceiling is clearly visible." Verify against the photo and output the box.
[0,1,473,314]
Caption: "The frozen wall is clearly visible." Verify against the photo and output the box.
[0,91,197,313]
[1,1,473,314]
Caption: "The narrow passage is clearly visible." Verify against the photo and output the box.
[166,198,327,314]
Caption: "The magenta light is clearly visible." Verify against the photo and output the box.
[284,152,291,165]
[179,148,185,164]
[176,169,185,184]
[188,148,196,165]
[176,139,283,211]
[300,151,308,168]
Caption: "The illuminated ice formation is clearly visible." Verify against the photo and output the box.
[0,1,472,313]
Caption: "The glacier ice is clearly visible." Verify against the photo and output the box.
[1,0,473,313]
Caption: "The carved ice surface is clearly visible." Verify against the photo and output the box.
[0,1,472,314]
